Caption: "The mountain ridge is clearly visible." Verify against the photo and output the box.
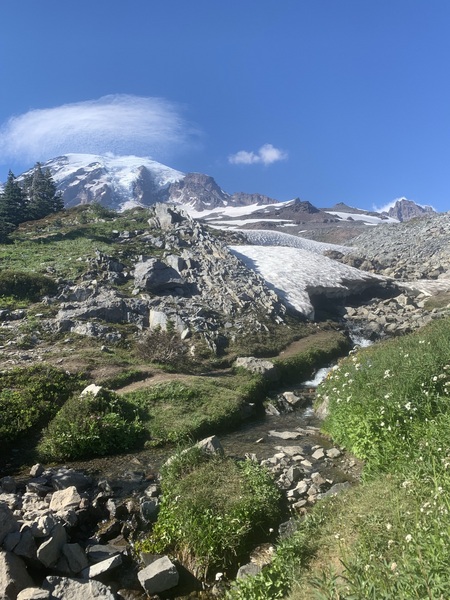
[1,154,439,231]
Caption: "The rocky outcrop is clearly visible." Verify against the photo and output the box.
[36,205,287,352]
[348,212,450,281]
[385,198,436,222]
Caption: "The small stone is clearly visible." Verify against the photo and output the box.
[326,447,342,459]
[312,448,325,460]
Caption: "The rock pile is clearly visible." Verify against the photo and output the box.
[342,290,450,340]
[0,430,355,598]
[343,212,450,281]
[0,463,178,599]
[41,204,287,353]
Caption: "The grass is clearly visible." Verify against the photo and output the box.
[123,372,266,446]
[231,316,450,599]
[137,447,282,578]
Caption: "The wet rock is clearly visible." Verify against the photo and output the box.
[268,430,302,440]
[311,448,325,460]
[326,447,342,459]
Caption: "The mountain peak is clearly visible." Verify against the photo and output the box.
[385,198,436,222]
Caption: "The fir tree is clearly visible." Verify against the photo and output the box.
[0,170,28,226]
[24,163,64,220]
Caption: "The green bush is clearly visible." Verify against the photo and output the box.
[0,270,57,301]
[139,448,282,578]
[0,365,84,445]
[38,387,145,460]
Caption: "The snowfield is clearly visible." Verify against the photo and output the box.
[229,239,377,318]
[239,229,352,254]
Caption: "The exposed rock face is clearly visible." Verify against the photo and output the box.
[385,198,436,222]
[167,172,229,210]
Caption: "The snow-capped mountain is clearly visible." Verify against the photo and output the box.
[16,154,278,213]
[4,154,439,242]
[25,154,185,211]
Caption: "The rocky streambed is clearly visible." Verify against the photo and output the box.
[0,378,362,600]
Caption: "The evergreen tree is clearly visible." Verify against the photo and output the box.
[0,170,28,226]
[24,163,64,220]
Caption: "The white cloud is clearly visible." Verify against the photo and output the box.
[0,95,199,163]
[228,143,288,166]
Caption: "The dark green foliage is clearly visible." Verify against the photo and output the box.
[38,387,146,460]
[0,171,28,227]
[0,270,57,301]
[0,365,84,445]
[23,162,64,220]
[139,449,282,577]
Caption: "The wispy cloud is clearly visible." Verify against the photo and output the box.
[0,95,199,163]
[228,143,288,166]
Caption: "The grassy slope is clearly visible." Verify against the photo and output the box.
[229,316,450,600]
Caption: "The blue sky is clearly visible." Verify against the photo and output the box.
[1,1,450,211]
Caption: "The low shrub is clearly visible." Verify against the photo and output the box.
[136,328,191,370]
[0,270,57,301]
[139,448,282,578]
[0,365,84,445]
[38,387,145,460]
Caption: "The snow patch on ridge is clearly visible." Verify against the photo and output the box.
[229,245,376,318]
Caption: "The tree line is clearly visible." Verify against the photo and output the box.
[0,163,64,241]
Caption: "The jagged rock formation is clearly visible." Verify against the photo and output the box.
[385,198,436,222]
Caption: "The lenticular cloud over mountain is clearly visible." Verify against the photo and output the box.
[0,95,198,163]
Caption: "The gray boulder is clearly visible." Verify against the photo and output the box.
[137,555,179,594]
[49,487,81,513]
[134,258,187,293]
[0,551,34,599]
[81,553,122,579]
[43,576,115,599]
[37,523,67,568]
[196,435,224,456]
[234,357,279,381]
[0,504,19,545]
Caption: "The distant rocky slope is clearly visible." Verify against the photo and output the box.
[340,212,450,281]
